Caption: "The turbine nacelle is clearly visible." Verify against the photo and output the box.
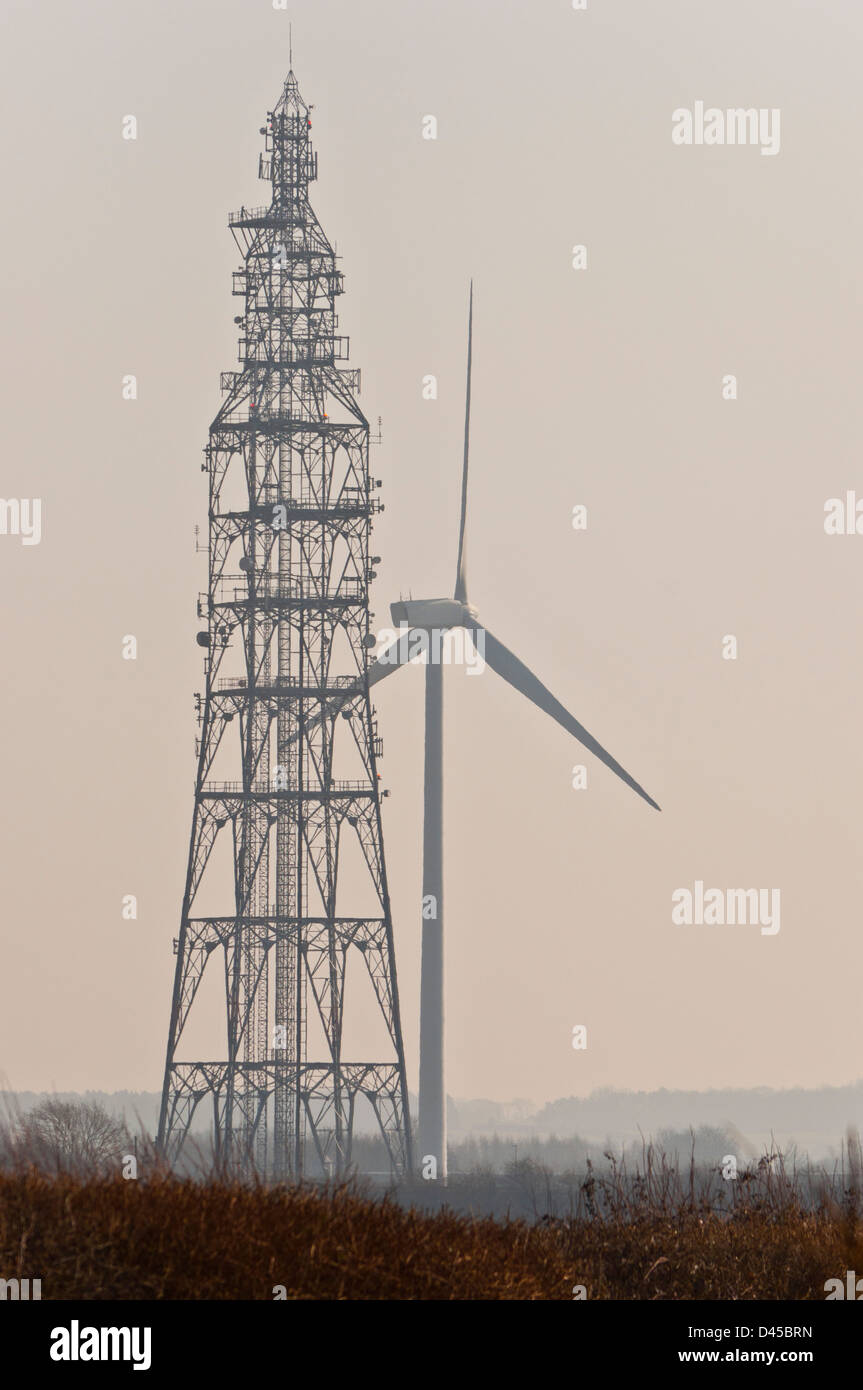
[390,598,478,631]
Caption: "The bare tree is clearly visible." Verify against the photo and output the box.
[15,1098,129,1177]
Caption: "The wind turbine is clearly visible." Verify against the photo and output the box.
[362,284,660,1181]
[305,286,660,1178]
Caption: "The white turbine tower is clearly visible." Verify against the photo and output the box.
[365,285,660,1181]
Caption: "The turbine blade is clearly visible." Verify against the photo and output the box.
[475,625,661,810]
[368,628,419,686]
[454,282,473,604]
[284,629,418,746]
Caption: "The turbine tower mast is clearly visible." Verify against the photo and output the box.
[157,66,412,1179]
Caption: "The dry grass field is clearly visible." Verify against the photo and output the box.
[1,1169,861,1300]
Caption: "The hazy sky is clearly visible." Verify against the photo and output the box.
[2,0,863,1103]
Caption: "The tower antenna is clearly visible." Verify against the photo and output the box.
[158,71,412,1181]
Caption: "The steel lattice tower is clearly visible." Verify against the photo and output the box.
[157,68,412,1179]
